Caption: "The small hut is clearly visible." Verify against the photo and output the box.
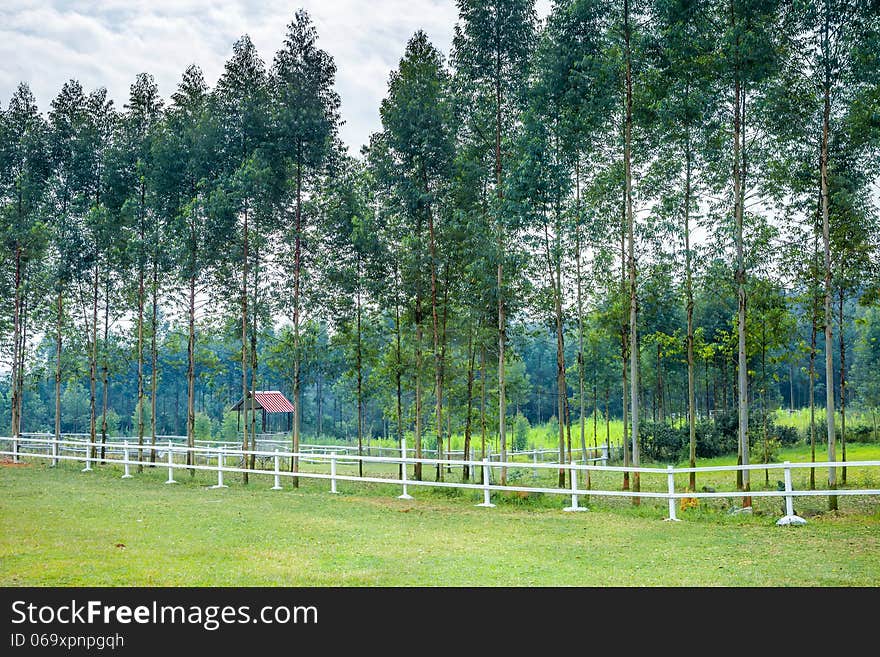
[230,390,295,433]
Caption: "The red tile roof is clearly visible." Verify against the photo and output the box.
[254,391,295,413]
[232,390,294,413]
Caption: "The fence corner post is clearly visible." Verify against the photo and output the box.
[564,462,588,512]
[776,461,806,526]
[664,465,680,522]
[121,440,133,479]
[330,452,339,494]
[165,440,177,484]
[210,446,228,489]
[271,448,283,490]
[81,439,92,472]
[475,457,495,508]
[398,438,413,500]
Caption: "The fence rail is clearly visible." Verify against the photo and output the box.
[2,434,878,526]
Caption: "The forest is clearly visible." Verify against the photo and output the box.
[1,0,879,500]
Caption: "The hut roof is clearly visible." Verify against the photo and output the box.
[230,390,294,413]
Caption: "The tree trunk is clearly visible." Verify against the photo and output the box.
[151,258,159,462]
[440,263,451,475]
[55,288,62,455]
[762,322,768,485]
[100,268,110,462]
[820,14,836,510]
[186,206,196,469]
[621,197,630,491]
[809,301,817,490]
[428,193,443,482]
[625,0,640,503]
[249,246,259,471]
[241,200,249,485]
[839,288,847,484]
[89,260,98,461]
[575,158,588,465]
[684,129,697,491]
[480,344,487,461]
[733,11,750,506]
[414,313,423,481]
[137,182,146,471]
[395,297,404,480]
[356,254,364,478]
[187,271,195,468]
[463,326,475,482]
[495,58,507,487]
[291,150,303,485]
[11,246,21,440]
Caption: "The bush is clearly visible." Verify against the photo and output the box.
[848,425,876,443]
[638,410,799,463]
[102,409,120,437]
[194,412,212,441]
[639,421,686,463]
[513,413,530,451]
[772,424,799,446]
[220,411,239,441]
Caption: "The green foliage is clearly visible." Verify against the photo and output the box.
[640,410,801,463]
[513,412,530,451]
[220,411,239,442]
[194,412,212,441]
[102,409,120,437]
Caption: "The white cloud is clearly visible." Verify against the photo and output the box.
[1,1,550,153]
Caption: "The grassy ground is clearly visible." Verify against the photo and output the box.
[2,449,879,586]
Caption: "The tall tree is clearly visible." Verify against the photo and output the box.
[376,31,455,480]
[453,0,536,483]
[213,35,270,483]
[273,9,340,483]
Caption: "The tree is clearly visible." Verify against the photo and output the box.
[0,83,51,441]
[453,0,537,484]
[375,30,455,480]
[212,35,270,483]
[272,9,341,482]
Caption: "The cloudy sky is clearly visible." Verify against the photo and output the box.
[1,0,550,155]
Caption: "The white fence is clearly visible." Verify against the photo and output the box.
[2,434,879,526]
[12,431,614,467]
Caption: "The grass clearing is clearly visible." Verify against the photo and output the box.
[1,454,879,586]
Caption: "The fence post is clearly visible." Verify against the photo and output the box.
[122,441,133,479]
[532,449,538,477]
[81,439,92,472]
[211,447,228,489]
[330,453,338,494]
[475,458,495,508]
[271,449,283,490]
[665,465,680,522]
[776,461,806,526]
[12,434,19,464]
[398,438,413,500]
[601,445,609,467]
[165,440,177,484]
[51,435,58,467]
[564,462,588,512]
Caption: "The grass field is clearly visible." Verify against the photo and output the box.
[2,444,879,586]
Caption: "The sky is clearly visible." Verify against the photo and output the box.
[0,0,551,155]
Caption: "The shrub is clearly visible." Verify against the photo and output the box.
[639,421,686,463]
[638,410,799,463]
[513,413,530,451]
[194,412,212,441]
[848,425,875,443]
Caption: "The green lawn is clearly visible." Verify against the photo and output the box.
[2,454,879,586]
